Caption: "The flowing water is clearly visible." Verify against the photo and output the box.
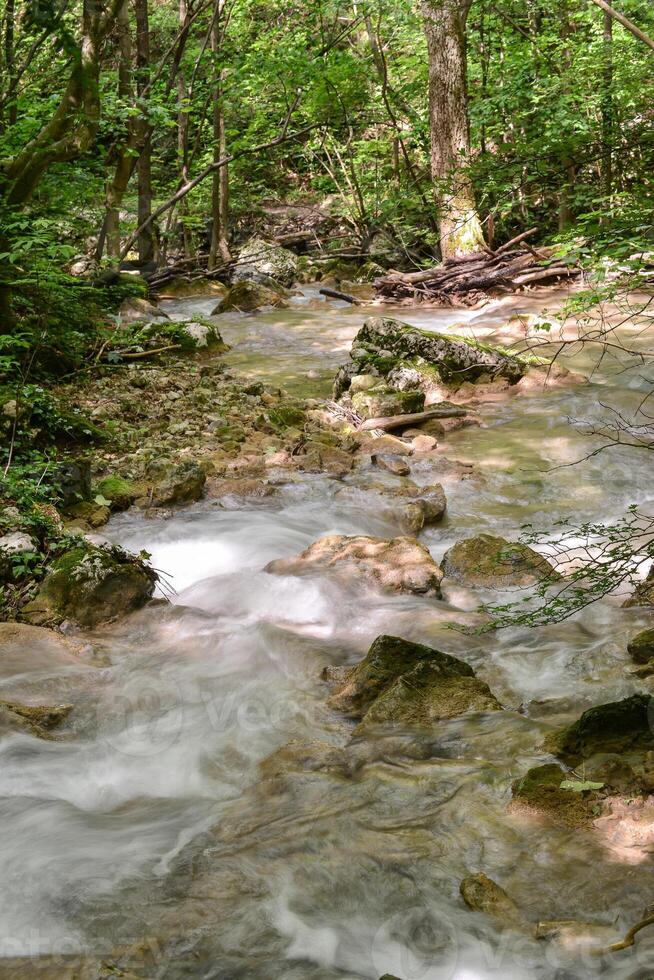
[2,288,654,978]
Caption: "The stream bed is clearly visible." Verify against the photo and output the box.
[2,288,654,978]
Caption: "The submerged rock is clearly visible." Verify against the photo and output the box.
[441,533,559,588]
[327,634,500,732]
[233,236,298,288]
[20,544,157,628]
[627,627,654,663]
[265,535,443,597]
[0,699,72,739]
[213,280,289,313]
[460,873,525,927]
[544,694,654,763]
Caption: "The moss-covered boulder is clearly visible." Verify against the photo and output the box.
[155,277,228,299]
[139,318,228,352]
[148,460,206,506]
[544,694,654,763]
[441,533,560,588]
[338,316,528,394]
[95,475,145,511]
[266,403,307,433]
[510,763,602,828]
[265,535,443,597]
[326,634,500,731]
[213,279,289,313]
[351,386,425,420]
[20,544,157,628]
[627,627,654,664]
[64,500,111,528]
[233,237,298,288]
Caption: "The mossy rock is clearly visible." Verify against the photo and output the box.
[510,763,599,828]
[349,316,528,386]
[0,699,72,740]
[65,500,110,528]
[148,460,206,506]
[213,280,289,313]
[441,533,560,588]
[351,386,424,420]
[267,404,307,433]
[544,694,654,763]
[327,634,500,732]
[139,319,228,352]
[234,237,298,288]
[20,544,157,628]
[95,475,144,511]
[627,628,654,663]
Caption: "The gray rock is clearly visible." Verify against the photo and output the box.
[233,237,298,288]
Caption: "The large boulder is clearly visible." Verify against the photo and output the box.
[544,694,654,763]
[233,237,298,288]
[441,533,559,588]
[20,544,157,628]
[265,534,443,597]
[334,316,528,401]
[326,634,500,731]
[212,280,289,313]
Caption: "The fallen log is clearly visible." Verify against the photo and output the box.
[359,406,468,432]
[374,230,580,305]
[319,287,361,305]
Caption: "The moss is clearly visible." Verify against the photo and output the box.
[65,500,110,528]
[510,763,599,828]
[95,475,143,510]
[441,533,560,588]
[627,628,654,664]
[544,694,654,763]
[267,404,306,432]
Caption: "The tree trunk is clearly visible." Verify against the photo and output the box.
[4,0,17,128]
[600,10,613,210]
[208,0,231,268]
[420,0,485,260]
[176,0,193,258]
[135,0,156,264]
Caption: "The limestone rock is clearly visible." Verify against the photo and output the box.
[544,694,654,763]
[21,544,157,628]
[155,277,227,299]
[265,534,443,597]
[326,634,500,733]
[233,237,298,288]
[0,699,72,739]
[213,280,289,313]
[460,873,525,926]
[627,628,654,664]
[0,532,37,581]
[441,533,559,588]
[148,460,206,506]
[372,454,410,476]
[351,385,424,420]
[119,296,169,323]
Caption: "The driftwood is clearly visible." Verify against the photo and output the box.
[375,229,580,306]
[359,406,467,432]
[319,287,361,305]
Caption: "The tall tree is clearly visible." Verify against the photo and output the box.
[208,0,231,268]
[420,0,485,259]
[134,0,156,264]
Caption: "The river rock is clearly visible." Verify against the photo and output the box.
[119,296,169,323]
[544,694,654,763]
[510,763,600,828]
[233,236,298,288]
[335,317,528,401]
[359,434,413,456]
[623,566,654,607]
[20,544,157,628]
[155,277,228,299]
[351,385,424,420]
[148,460,206,506]
[410,434,437,452]
[372,453,410,476]
[213,280,289,313]
[265,534,444,597]
[0,622,90,675]
[460,873,525,926]
[0,699,72,739]
[349,373,378,393]
[627,628,654,664]
[441,533,560,588]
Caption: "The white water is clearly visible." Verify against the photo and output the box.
[1,288,654,977]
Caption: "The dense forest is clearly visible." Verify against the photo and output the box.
[1,0,654,977]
